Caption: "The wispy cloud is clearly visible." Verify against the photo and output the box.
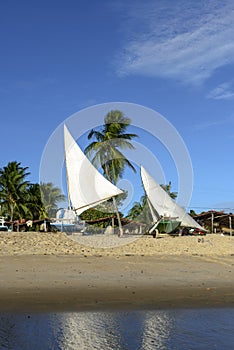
[194,117,233,131]
[115,0,234,86]
[207,82,234,100]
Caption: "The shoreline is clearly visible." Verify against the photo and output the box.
[0,254,233,312]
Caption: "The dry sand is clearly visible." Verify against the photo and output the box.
[0,232,233,312]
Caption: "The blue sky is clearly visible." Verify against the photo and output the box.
[1,0,234,214]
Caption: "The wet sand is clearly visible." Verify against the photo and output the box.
[0,232,233,312]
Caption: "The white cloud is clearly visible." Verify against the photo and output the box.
[116,1,234,86]
[207,82,234,100]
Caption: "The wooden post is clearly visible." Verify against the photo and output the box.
[229,216,232,236]
[211,212,214,233]
[156,228,159,239]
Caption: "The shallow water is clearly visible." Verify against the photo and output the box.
[0,308,233,349]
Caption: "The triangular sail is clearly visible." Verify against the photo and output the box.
[64,125,123,215]
[140,166,205,230]
[146,197,159,224]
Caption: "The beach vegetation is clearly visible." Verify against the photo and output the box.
[80,192,126,230]
[25,183,46,220]
[0,161,30,223]
[39,182,66,218]
[0,161,66,227]
[189,209,197,217]
[80,208,120,227]
[127,185,178,225]
[126,195,153,225]
[160,181,177,200]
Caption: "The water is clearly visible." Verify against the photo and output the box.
[0,308,233,349]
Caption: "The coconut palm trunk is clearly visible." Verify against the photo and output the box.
[112,196,123,236]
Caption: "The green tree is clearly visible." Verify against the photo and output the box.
[26,183,46,220]
[189,209,197,217]
[84,110,138,236]
[161,181,177,200]
[80,208,116,228]
[127,183,178,225]
[126,195,153,226]
[40,182,66,218]
[0,161,30,222]
[85,110,138,184]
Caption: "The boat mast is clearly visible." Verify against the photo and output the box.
[64,125,72,210]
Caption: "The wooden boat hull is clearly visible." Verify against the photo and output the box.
[149,219,181,235]
[156,219,181,233]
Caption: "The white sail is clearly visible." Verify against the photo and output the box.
[64,125,123,215]
[146,197,159,224]
[141,166,205,230]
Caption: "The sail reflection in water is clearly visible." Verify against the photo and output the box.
[53,312,120,349]
[0,308,234,349]
[0,310,171,349]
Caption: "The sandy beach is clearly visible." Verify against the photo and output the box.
[0,232,233,312]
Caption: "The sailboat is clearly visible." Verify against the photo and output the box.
[51,125,123,233]
[140,166,206,236]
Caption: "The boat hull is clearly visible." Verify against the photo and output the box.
[149,219,181,235]
[50,222,85,234]
[157,220,181,233]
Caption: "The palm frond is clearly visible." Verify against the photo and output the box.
[110,138,136,150]
[84,110,138,185]
[87,129,105,142]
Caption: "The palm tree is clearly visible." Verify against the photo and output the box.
[161,181,177,200]
[84,110,138,236]
[40,182,66,218]
[0,161,30,223]
[26,183,46,220]
[126,195,153,226]
[127,183,178,225]
[85,110,138,184]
